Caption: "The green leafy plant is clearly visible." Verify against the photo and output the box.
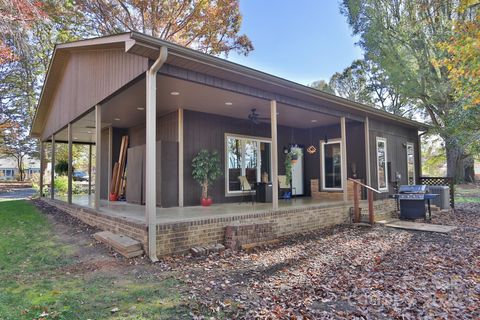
[191,150,223,199]
[284,148,303,185]
[54,160,71,176]
[54,176,68,195]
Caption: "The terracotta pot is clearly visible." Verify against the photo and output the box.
[201,197,212,206]
[291,159,298,164]
[109,193,118,201]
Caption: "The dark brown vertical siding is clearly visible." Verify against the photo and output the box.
[368,119,419,199]
[42,49,148,140]
[128,111,179,147]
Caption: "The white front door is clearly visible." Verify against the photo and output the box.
[291,147,304,195]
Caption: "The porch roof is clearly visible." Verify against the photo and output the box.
[31,32,428,138]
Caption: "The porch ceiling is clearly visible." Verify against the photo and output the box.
[53,111,108,144]
[100,75,340,130]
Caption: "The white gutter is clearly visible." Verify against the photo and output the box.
[146,46,168,262]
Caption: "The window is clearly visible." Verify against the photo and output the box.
[406,142,415,185]
[225,134,271,195]
[376,137,388,192]
[321,139,343,190]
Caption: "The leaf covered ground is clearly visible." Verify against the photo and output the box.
[0,191,479,319]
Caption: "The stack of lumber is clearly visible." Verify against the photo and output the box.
[110,135,129,200]
[94,231,144,258]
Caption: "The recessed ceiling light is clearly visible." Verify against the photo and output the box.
[87,131,92,134]
[137,107,145,111]
[170,91,180,96]
[73,137,78,140]
[276,112,280,115]
[114,118,120,121]
[311,119,318,123]
[225,102,233,106]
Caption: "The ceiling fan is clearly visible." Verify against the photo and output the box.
[248,108,270,124]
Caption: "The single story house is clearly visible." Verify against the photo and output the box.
[31,32,427,260]
[0,156,41,181]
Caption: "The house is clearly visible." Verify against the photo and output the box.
[0,156,41,181]
[31,32,427,260]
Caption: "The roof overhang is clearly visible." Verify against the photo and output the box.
[31,32,428,139]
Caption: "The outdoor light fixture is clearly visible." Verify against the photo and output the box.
[225,102,233,106]
[170,91,180,96]
[283,146,289,154]
[311,119,317,123]
[137,107,145,110]
[323,134,328,144]
[114,118,121,121]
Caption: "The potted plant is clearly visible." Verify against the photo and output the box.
[191,149,223,206]
[284,148,303,184]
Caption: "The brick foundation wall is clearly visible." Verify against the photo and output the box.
[358,198,398,221]
[224,222,275,250]
[41,198,147,246]
[41,197,395,258]
[156,203,352,256]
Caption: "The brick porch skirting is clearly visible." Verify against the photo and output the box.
[40,198,397,257]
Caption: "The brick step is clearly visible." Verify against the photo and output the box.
[94,231,144,258]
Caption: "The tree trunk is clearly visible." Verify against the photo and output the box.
[444,136,472,183]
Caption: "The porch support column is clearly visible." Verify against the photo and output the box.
[39,140,44,197]
[95,104,102,210]
[364,117,371,186]
[270,100,279,210]
[51,135,55,199]
[178,108,184,207]
[340,117,348,201]
[88,144,92,195]
[107,126,112,201]
[145,47,168,262]
[67,123,73,204]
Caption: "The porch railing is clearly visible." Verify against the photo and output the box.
[348,178,382,225]
[418,176,455,209]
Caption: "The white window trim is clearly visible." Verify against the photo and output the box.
[224,133,271,197]
[320,138,344,191]
[406,142,415,185]
[376,137,388,192]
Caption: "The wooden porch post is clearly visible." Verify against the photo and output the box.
[340,117,348,201]
[51,135,55,199]
[364,117,371,186]
[107,126,112,201]
[95,105,101,210]
[178,108,184,207]
[146,69,157,261]
[88,144,92,195]
[39,140,44,197]
[271,100,279,210]
[67,123,73,204]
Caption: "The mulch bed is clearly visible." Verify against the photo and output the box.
[159,203,480,319]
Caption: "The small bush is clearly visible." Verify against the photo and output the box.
[54,176,68,195]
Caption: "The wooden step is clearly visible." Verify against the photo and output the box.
[94,231,143,258]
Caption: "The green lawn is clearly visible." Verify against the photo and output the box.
[0,199,190,320]
[455,185,480,203]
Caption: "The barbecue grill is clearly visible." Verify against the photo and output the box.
[394,185,438,221]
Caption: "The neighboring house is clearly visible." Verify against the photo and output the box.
[475,158,480,181]
[0,156,41,181]
[31,33,427,258]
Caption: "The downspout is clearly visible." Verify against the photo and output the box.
[146,46,168,262]
[417,129,428,183]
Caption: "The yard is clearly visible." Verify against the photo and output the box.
[0,185,478,319]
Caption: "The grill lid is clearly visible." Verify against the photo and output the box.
[399,185,427,194]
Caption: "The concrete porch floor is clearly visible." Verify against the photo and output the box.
[55,194,348,225]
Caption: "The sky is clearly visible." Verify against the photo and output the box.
[227,0,364,86]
